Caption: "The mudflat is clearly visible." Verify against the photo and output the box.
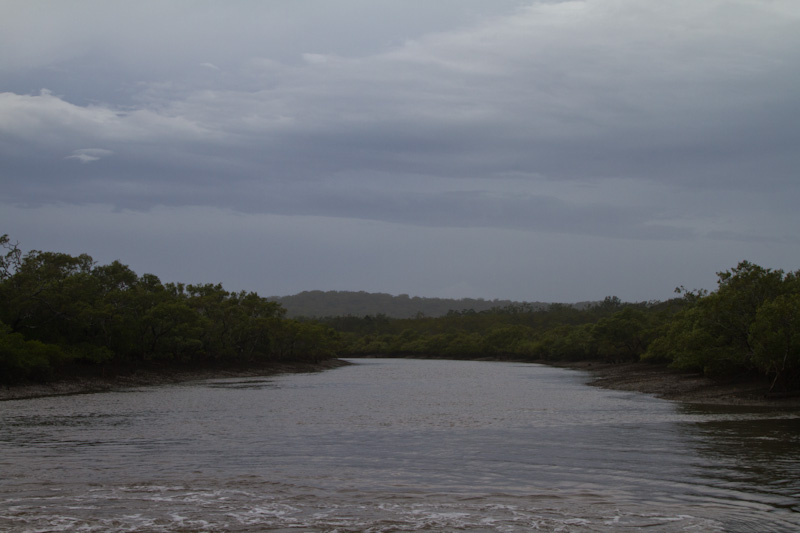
[0,359,351,401]
[3,358,799,408]
[552,360,800,407]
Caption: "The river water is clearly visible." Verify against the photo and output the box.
[1,358,798,532]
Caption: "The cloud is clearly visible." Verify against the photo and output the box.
[1,0,799,241]
[0,203,719,302]
[1,0,799,301]
[66,148,113,163]
[301,53,329,65]
[0,89,220,147]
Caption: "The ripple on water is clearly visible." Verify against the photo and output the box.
[1,358,799,532]
[0,482,730,532]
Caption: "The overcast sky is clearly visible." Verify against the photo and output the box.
[2,0,799,303]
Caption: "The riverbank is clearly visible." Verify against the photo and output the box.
[4,357,799,408]
[551,360,800,407]
[0,359,351,401]
[353,354,800,407]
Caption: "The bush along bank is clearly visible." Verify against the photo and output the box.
[1,234,341,386]
[325,262,800,396]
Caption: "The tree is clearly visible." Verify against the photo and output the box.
[646,262,791,377]
[530,324,593,361]
[0,248,94,342]
[0,320,65,383]
[82,261,141,357]
[0,234,23,281]
[749,293,800,392]
[0,236,347,385]
[591,307,651,363]
[481,325,534,357]
[709,261,786,361]
[271,320,340,362]
[228,291,285,360]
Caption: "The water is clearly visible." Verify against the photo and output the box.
[1,358,798,532]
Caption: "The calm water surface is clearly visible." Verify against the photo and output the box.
[1,358,798,532]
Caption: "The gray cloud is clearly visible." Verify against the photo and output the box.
[66,148,114,163]
[1,0,799,301]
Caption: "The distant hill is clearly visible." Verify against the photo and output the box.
[269,290,556,318]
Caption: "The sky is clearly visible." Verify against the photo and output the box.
[1,0,799,303]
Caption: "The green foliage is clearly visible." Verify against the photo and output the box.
[0,321,66,383]
[329,260,800,391]
[481,325,535,357]
[528,324,594,361]
[643,261,800,388]
[645,305,728,373]
[327,295,646,362]
[591,307,651,363]
[4,232,799,392]
[749,293,800,391]
[0,235,341,385]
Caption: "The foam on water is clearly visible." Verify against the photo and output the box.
[0,482,729,532]
[2,359,799,532]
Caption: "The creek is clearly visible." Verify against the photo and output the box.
[1,358,798,531]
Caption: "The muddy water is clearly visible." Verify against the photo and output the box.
[1,358,798,531]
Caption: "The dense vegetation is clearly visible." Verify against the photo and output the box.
[319,262,800,393]
[3,233,798,393]
[320,296,667,364]
[0,235,340,384]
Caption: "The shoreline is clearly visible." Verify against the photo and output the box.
[356,354,800,407]
[0,359,351,402]
[549,360,800,407]
[3,357,799,408]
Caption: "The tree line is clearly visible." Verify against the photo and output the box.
[1,235,340,384]
[3,233,798,393]
[319,262,800,392]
